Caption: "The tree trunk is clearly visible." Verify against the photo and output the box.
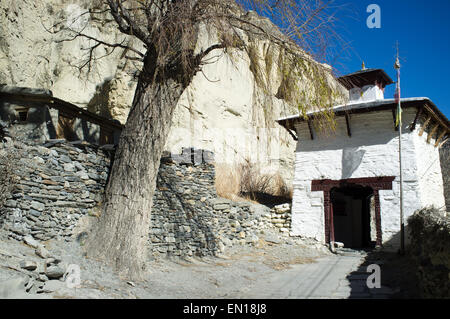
[84,69,185,280]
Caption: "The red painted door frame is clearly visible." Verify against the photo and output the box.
[329,197,335,243]
[311,176,395,247]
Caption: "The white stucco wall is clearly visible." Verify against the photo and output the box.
[290,107,445,249]
[413,126,446,210]
[349,85,384,103]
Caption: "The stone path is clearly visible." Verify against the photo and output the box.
[239,249,396,299]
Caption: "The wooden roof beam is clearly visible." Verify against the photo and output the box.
[435,130,447,147]
[424,103,449,132]
[418,116,431,137]
[427,123,439,144]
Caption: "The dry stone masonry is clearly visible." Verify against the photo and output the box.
[0,140,293,258]
[408,207,450,298]
[0,138,111,241]
[149,147,293,258]
[265,203,292,233]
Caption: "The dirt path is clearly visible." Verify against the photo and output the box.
[0,233,410,299]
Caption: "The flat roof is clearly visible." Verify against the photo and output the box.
[277,97,450,134]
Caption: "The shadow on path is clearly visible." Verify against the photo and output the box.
[340,241,420,299]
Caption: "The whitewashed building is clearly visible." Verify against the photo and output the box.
[277,68,449,250]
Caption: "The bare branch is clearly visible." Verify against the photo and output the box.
[107,0,151,42]
[55,31,145,58]
[195,43,227,64]
[41,7,145,75]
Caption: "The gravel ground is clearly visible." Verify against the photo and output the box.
[0,229,332,299]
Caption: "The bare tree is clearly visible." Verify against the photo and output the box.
[51,0,344,280]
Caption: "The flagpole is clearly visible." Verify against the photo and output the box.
[395,44,405,255]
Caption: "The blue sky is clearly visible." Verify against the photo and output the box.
[330,0,450,118]
[241,0,450,118]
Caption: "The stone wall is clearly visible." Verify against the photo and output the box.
[408,207,450,298]
[0,138,111,241]
[0,140,293,258]
[439,143,450,211]
[262,203,291,233]
[148,149,293,258]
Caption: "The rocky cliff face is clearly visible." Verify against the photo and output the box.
[0,0,348,183]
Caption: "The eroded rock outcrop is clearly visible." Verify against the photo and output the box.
[0,0,348,183]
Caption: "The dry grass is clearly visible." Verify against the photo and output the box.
[214,163,243,201]
[215,161,293,202]
[270,172,293,199]
[239,161,273,199]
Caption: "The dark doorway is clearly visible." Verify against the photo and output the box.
[330,185,375,249]
[312,176,395,247]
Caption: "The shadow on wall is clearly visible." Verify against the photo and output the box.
[240,192,292,208]
[44,108,57,138]
[85,79,123,145]
[342,147,366,179]
[86,78,116,120]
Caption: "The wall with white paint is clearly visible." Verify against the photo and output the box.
[413,125,446,210]
[349,85,384,103]
[290,107,445,249]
